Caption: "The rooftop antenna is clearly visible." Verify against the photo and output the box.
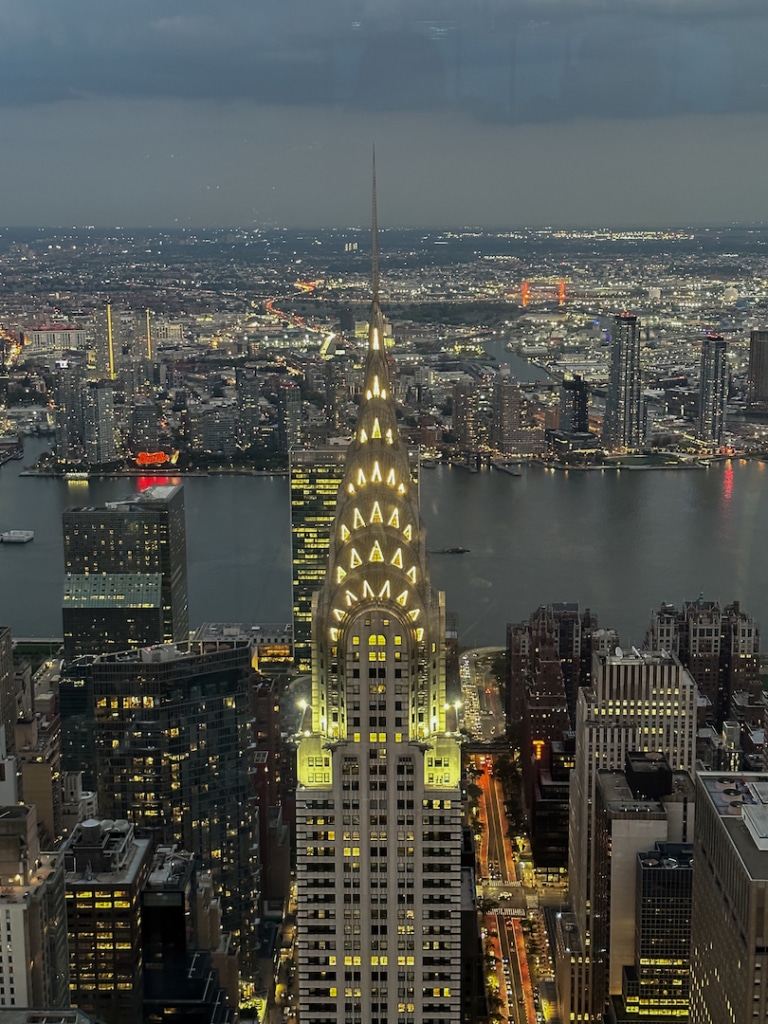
[371,146,380,307]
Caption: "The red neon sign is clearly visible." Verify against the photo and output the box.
[136,451,170,466]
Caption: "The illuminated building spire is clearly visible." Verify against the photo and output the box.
[296,168,462,1024]
[308,153,448,742]
[371,145,380,308]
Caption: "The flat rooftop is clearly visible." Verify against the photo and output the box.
[699,772,768,880]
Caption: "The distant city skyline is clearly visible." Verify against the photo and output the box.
[3,1,768,228]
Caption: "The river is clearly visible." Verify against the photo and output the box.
[1,437,766,648]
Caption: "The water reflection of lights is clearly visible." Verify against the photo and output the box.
[723,461,733,502]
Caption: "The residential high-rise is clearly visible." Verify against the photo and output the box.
[561,373,590,434]
[53,361,86,465]
[555,649,697,1023]
[698,332,728,444]
[295,183,463,1024]
[690,772,768,1024]
[602,312,643,450]
[490,366,522,453]
[62,483,189,649]
[81,380,118,465]
[290,445,349,672]
[747,329,768,410]
[277,381,303,451]
[92,640,260,977]
[452,378,482,449]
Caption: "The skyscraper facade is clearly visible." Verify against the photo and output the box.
[62,483,189,648]
[295,205,463,1024]
[698,332,727,444]
[290,446,349,672]
[602,312,643,450]
[747,329,768,410]
[690,772,768,1024]
[556,649,697,1023]
[561,373,590,434]
[81,380,118,465]
[91,640,261,976]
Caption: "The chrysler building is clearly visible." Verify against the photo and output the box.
[295,171,463,1024]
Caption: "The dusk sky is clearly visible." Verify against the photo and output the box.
[2,0,768,228]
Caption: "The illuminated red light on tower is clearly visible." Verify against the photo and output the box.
[521,281,530,307]
[558,279,567,305]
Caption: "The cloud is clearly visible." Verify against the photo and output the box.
[1,1,768,122]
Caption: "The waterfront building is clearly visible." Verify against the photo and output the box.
[556,649,697,1023]
[295,197,463,1024]
[490,366,522,453]
[128,400,160,453]
[561,373,590,434]
[0,802,69,1011]
[698,333,728,444]
[747,329,768,410]
[92,640,261,976]
[62,482,189,648]
[186,404,238,457]
[452,378,482,449]
[63,818,152,1024]
[236,368,263,447]
[81,380,118,465]
[602,312,643,450]
[290,445,349,672]
[54,361,86,464]
[690,772,768,1024]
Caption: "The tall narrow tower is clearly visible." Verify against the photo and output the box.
[698,332,727,445]
[295,167,463,1024]
[602,312,642,451]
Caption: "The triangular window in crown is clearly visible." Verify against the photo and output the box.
[378,580,391,600]
[370,501,383,524]
[353,508,365,529]
[370,541,384,563]
[396,590,409,607]
[388,508,400,529]
[372,418,382,439]
[391,548,403,569]
[350,549,362,569]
